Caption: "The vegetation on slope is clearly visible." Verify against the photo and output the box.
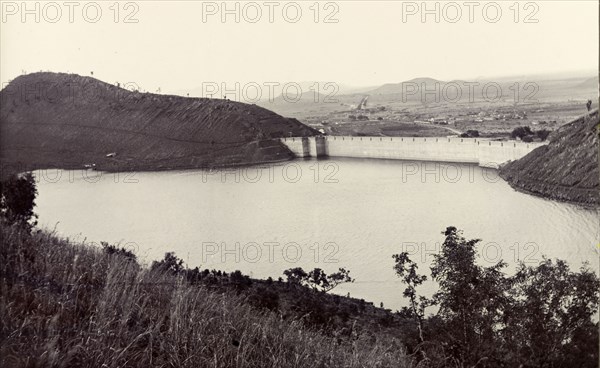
[500,109,599,206]
[0,223,415,368]
[0,72,319,178]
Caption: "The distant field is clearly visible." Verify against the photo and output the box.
[298,99,596,139]
[262,75,597,139]
[326,120,453,137]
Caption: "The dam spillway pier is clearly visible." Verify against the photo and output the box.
[281,136,547,169]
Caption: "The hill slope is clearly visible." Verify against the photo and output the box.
[0,72,318,175]
[0,223,413,367]
[500,109,599,206]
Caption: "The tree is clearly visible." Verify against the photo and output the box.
[503,259,599,367]
[101,241,137,263]
[430,227,509,366]
[283,267,308,285]
[392,252,431,346]
[229,270,252,290]
[510,126,533,139]
[309,267,354,292]
[283,267,354,292]
[306,268,328,290]
[0,173,38,231]
[393,227,599,367]
[461,130,479,138]
[467,129,479,137]
[151,252,185,274]
[522,135,533,142]
[536,129,551,141]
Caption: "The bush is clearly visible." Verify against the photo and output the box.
[536,129,551,141]
[247,285,279,311]
[283,267,354,292]
[466,129,479,137]
[504,259,600,367]
[229,270,252,291]
[460,130,479,138]
[101,241,137,263]
[151,251,185,274]
[0,173,38,231]
[510,126,533,139]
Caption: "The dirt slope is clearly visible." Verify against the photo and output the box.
[0,72,318,176]
[500,109,599,206]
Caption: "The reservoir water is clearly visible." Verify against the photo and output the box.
[33,158,599,310]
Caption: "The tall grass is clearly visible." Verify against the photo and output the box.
[0,224,414,368]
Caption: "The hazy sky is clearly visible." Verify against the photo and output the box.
[1,0,598,93]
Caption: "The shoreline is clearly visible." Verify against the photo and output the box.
[499,177,600,210]
[498,110,599,210]
[3,155,297,178]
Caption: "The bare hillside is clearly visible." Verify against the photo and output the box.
[0,72,318,176]
[500,109,599,206]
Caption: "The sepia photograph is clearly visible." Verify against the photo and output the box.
[1,1,599,367]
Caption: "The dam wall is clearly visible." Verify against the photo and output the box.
[282,136,328,158]
[280,136,546,168]
[476,140,543,168]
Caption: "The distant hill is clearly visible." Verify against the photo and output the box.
[500,109,599,206]
[0,73,318,176]
[256,89,341,117]
[404,77,446,85]
[366,77,446,95]
[263,89,329,105]
[175,82,377,100]
[577,76,599,89]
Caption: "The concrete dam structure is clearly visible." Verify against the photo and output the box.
[280,136,547,169]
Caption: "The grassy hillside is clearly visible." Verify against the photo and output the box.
[0,223,413,367]
[0,73,318,177]
[500,109,599,206]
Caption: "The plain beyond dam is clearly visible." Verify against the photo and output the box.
[281,136,547,169]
